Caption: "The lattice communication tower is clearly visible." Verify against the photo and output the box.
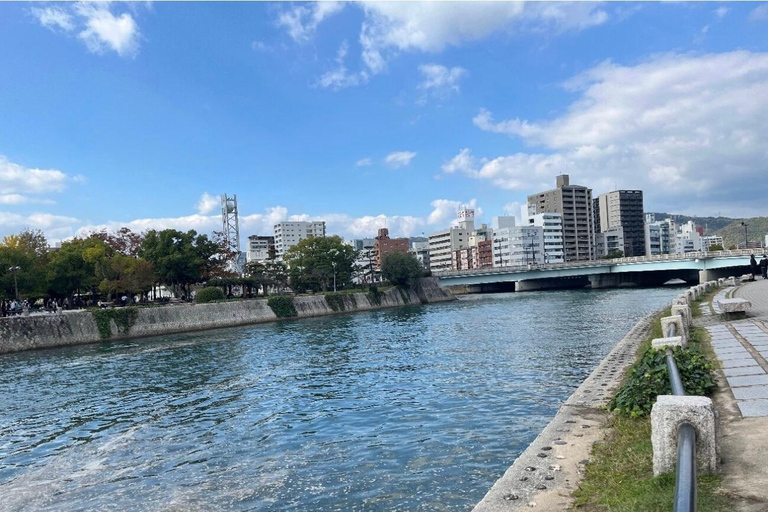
[221,194,245,273]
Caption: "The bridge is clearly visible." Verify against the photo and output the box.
[436,249,759,293]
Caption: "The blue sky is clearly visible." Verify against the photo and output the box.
[1,2,768,246]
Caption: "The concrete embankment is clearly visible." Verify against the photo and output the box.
[0,278,455,355]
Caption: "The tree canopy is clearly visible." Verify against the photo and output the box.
[381,252,423,287]
[283,236,357,292]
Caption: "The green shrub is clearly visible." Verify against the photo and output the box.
[91,307,139,339]
[267,295,297,318]
[196,287,225,303]
[367,285,381,306]
[325,292,345,312]
[610,344,716,417]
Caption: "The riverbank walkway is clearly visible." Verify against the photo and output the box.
[694,278,768,511]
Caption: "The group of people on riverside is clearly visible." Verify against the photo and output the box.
[749,254,768,279]
[0,297,73,317]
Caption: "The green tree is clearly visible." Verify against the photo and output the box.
[47,237,105,300]
[381,252,423,287]
[283,236,357,292]
[707,244,724,251]
[139,229,220,297]
[0,229,50,299]
[602,250,624,259]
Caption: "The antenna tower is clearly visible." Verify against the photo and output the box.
[221,193,244,273]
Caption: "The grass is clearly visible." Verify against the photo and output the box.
[571,415,730,512]
[571,308,732,512]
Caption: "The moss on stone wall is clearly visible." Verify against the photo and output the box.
[91,308,139,339]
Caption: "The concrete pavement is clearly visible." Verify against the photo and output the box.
[695,279,768,510]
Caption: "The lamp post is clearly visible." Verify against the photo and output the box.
[364,245,374,284]
[8,266,20,300]
[328,249,339,292]
[741,221,749,249]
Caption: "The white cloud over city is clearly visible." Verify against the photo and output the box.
[31,3,142,57]
[384,151,417,169]
[445,50,768,216]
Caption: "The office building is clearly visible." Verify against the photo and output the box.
[492,225,544,267]
[527,175,594,262]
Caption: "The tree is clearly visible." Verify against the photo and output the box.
[708,244,724,251]
[0,229,50,299]
[87,227,145,257]
[47,237,105,300]
[381,252,423,287]
[139,229,220,297]
[602,250,624,259]
[283,236,357,292]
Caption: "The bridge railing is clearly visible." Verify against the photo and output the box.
[434,249,755,279]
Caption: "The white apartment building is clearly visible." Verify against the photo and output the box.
[675,221,701,254]
[492,225,544,267]
[527,213,565,264]
[246,235,275,262]
[428,207,476,272]
[595,226,625,257]
[701,235,724,251]
[274,221,326,256]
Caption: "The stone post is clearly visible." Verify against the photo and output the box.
[661,315,687,343]
[651,395,718,475]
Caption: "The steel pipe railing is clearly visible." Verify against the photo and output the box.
[663,321,697,512]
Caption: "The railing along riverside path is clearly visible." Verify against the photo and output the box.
[663,322,697,512]
[434,248,756,278]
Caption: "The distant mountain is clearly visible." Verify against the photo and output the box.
[648,212,768,249]
[647,213,736,233]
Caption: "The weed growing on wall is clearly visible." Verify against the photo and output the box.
[267,296,297,318]
[92,308,139,339]
[367,285,381,306]
[324,293,345,312]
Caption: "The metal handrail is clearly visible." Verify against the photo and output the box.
[663,322,697,512]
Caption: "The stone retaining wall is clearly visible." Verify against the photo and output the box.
[0,278,455,354]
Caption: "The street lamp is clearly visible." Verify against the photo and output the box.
[741,221,749,249]
[329,249,338,292]
[8,266,20,300]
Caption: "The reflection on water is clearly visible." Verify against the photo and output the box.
[0,287,679,511]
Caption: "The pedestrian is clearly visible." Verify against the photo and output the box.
[761,255,768,279]
[751,254,758,280]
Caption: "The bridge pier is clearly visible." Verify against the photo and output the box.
[699,268,747,284]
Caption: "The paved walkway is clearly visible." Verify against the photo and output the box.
[695,279,768,510]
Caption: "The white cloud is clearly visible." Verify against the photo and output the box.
[714,6,729,19]
[0,211,80,243]
[0,194,55,205]
[0,156,76,195]
[358,2,608,74]
[277,1,344,42]
[32,3,141,57]
[196,193,220,215]
[31,7,75,31]
[750,4,768,21]
[417,63,467,101]
[464,51,768,213]
[427,198,482,227]
[356,157,373,167]
[384,151,417,169]
[316,40,369,90]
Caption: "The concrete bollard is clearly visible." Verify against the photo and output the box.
[651,395,718,475]
[652,336,686,350]
[718,278,725,286]
[675,294,690,306]
[725,277,736,286]
[671,304,692,328]
[661,316,687,344]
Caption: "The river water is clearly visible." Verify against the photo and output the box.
[0,287,679,511]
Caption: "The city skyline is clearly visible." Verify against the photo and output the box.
[2,2,768,244]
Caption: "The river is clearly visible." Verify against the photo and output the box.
[0,287,680,511]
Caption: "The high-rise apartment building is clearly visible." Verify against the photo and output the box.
[428,206,477,272]
[373,228,410,269]
[594,190,645,257]
[273,221,326,257]
[527,175,594,262]
[527,213,565,264]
